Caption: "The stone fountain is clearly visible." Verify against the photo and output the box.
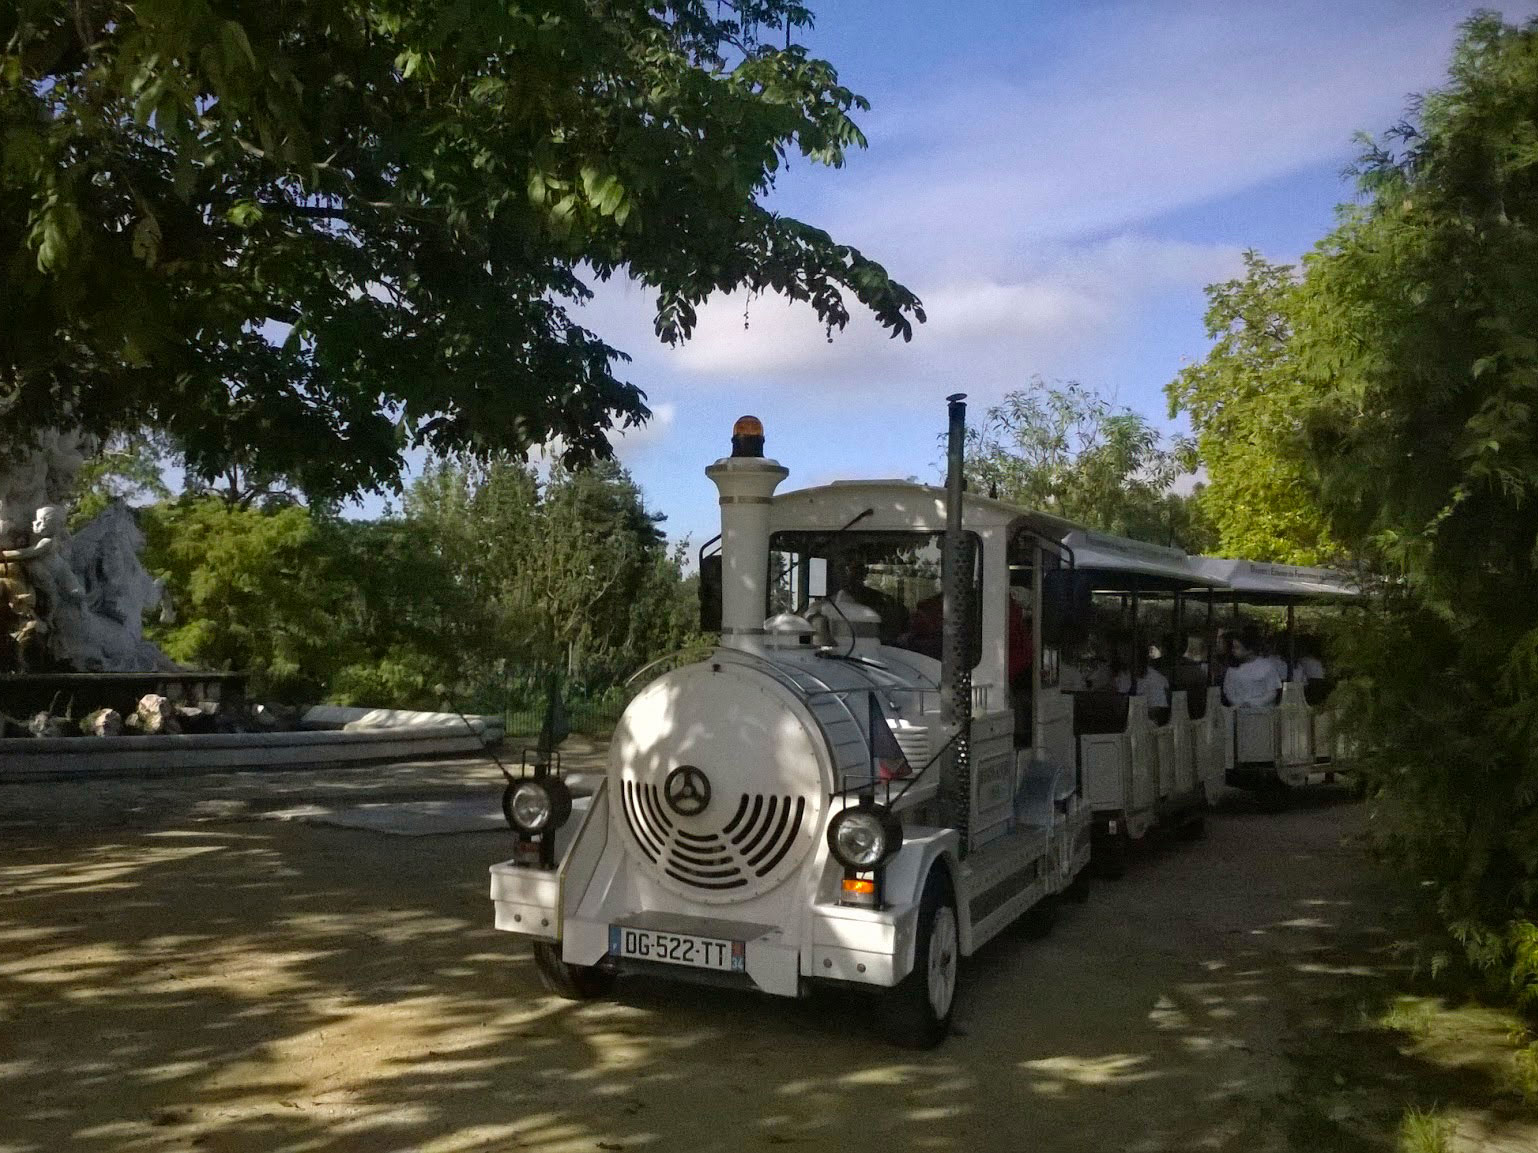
[0,431,502,780]
[0,429,249,727]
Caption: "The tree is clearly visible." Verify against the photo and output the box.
[965,377,1215,552]
[1287,14,1538,1004]
[328,453,697,707]
[1166,251,1337,563]
[141,454,701,708]
[141,497,351,701]
[69,430,173,524]
[0,2,923,500]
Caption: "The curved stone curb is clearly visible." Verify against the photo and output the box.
[0,708,506,781]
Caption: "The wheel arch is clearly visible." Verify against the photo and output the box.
[881,829,967,975]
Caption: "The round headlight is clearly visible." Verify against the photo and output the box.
[502,777,573,835]
[828,804,901,869]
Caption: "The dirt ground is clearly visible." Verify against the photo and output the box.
[2,758,1534,1153]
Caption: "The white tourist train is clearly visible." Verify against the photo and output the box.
[488,401,1361,1047]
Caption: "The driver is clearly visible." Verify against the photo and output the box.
[836,555,909,645]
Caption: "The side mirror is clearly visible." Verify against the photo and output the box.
[699,554,722,633]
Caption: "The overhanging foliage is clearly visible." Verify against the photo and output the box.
[1,2,923,499]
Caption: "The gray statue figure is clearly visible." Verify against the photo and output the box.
[0,512,44,672]
[0,431,179,675]
[2,506,99,671]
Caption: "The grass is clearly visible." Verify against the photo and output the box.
[1379,996,1437,1040]
[1507,1031,1538,1104]
[1396,1105,1452,1153]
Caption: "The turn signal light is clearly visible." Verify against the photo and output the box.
[841,878,875,895]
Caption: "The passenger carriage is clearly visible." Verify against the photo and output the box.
[1190,557,1360,796]
[489,401,1092,1047]
[1048,530,1230,874]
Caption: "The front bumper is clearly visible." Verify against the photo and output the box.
[490,859,913,997]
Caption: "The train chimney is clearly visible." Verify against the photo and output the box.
[705,417,789,652]
[939,394,973,854]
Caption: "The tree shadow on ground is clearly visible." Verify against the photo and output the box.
[1,802,1532,1153]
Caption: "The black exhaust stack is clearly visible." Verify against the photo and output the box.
[939,393,972,855]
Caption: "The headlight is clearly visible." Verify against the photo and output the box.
[828,803,901,869]
[502,777,573,835]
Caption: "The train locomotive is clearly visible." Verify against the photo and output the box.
[490,398,1092,1047]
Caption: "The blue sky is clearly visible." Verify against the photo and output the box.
[492,2,1535,548]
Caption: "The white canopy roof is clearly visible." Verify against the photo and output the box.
[1061,529,1226,590]
[1191,557,1362,602]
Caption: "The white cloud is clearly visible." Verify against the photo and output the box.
[563,0,1492,408]
[557,0,1538,492]
[640,235,1243,403]
[525,402,675,479]
[612,401,675,465]
[825,0,1500,270]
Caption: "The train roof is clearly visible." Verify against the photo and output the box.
[771,480,1065,538]
[1190,557,1363,603]
[1062,528,1225,591]
[772,481,1222,589]
[768,481,1360,600]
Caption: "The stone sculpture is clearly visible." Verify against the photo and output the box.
[0,431,177,674]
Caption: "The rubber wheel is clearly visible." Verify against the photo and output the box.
[879,870,959,1049]
[1094,830,1129,879]
[532,941,616,1000]
[1018,894,1059,939]
[1179,813,1207,840]
[1064,871,1092,903]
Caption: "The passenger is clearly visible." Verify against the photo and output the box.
[1007,593,1033,687]
[900,591,943,659]
[1213,627,1239,681]
[1007,593,1033,746]
[1114,650,1171,712]
[1082,639,1116,691]
[837,557,909,645]
[1291,635,1326,683]
[1263,632,1290,683]
[1179,631,1208,678]
[1058,641,1091,690]
[1222,626,1284,708]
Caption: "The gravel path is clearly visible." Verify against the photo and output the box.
[0,766,1529,1152]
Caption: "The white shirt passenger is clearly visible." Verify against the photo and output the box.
[1224,657,1283,708]
[1267,654,1290,682]
[1115,666,1171,710]
[1292,656,1325,683]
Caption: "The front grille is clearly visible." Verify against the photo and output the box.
[892,725,930,767]
[621,780,807,894]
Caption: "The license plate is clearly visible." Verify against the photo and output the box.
[608,926,745,972]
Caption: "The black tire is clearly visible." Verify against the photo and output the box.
[1018,894,1059,939]
[1179,812,1207,840]
[1094,830,1129,879]
[1064,871,1092,903]
[879,869,959,1049]
[532,941,616,1000]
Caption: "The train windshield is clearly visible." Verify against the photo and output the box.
[767,530,982,666]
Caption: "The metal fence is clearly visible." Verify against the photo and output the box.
[469,664,636,739]
[470,646,718,739]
